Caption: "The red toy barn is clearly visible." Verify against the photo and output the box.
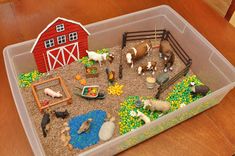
[31,17,90,73]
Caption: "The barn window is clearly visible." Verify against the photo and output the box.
[56,24,65,32]
[44,39,54,48]
[57,35,66,44]
[69,32,78,41]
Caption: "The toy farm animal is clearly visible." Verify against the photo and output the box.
[44,88,62,98]
[159,40,175,72]
[143,99,171,113]
[107,53,115,63]
[105,68,115,84]
[54,110,69,119]
[191,85,209,97]
[137,61,157,75]
[136,110,151,124]
[86,50,108,66]
[41,112,50,137]
[78,118,93,134]
[126,40,152,68]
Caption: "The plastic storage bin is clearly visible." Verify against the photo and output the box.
[3,5,235,156]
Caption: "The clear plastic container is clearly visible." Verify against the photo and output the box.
[3,5,235,156]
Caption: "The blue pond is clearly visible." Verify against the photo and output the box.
[69,110,106,149]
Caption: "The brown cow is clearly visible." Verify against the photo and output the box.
[126,40,152,68]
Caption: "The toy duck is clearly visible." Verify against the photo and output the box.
[77,118,93,134]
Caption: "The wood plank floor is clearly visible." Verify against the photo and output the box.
[0,0,234,155]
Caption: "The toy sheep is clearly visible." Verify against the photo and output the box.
[126,40,152,68]
[136,110,151,124]
[137,61,157,75]
[86,50,108,66]
[143,99,171,113]
[44,88,62,98]
[159,40,175,72]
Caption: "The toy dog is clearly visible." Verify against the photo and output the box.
[137,61,157,75]
[126,40,152,68]
[159,40,175,72]
[54,110,69,119]
[41,112,50,137]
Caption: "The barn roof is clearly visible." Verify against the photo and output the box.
[30,17,90,53]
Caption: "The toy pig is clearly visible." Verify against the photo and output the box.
[44,88,62,98]
[126,40,152,68]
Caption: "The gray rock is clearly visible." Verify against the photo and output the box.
[156,72,169,85]
[99,121,115,141]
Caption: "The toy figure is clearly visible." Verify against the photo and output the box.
[126,40,152,68]
[78,118,93,134]
[44,88,62,98]
[41,112,50,137]
[86,50,108,66]
[54,110,69,119]
[136,110,151,124]
[159,40,175,72]
[107,53,115,63]
[143,99,171,113]
[137,61,157,75]
[105,68,115,84]
[191,85,209,97]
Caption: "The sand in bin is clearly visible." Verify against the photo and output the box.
[20,40,194,156]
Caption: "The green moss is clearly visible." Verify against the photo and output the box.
[119,96,160,135]
[166,75,210,111]
[18,70,43,88]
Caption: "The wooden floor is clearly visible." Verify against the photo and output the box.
[0,0,235,155]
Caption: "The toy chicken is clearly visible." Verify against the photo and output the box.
[105,68,115,84]
[77,118,93,134]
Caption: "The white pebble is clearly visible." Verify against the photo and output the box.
[99,121,115,141]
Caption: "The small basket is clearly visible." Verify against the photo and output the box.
[85,67,99,78]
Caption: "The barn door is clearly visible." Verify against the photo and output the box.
[47,42,79,71]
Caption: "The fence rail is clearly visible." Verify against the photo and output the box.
[120,29,192,99]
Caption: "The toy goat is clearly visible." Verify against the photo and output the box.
[159,40,175,72]
[143,99,171,113]
[126,40,152,68]
[41,112,50,137]
[86,50,108,66]
[54,110,69,119]
[44,88,62,98]
[137,61,157,75]
[136,110,151,124]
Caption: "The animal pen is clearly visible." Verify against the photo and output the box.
[31,76,72,112]
[120,29,192,98]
